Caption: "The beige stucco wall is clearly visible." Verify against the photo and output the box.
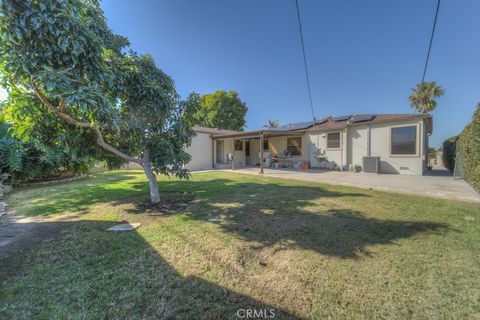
[246,139,261,165]
[214,139,246,167]
[348,125,368,167]
[184,132,213,171]
[189,118,426,175]
[308,130,347,168]
[309,118,426,175]
[369,119,425,175]
[267,135,310,161]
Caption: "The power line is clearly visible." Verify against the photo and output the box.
[421,0,441,83]
[295,0,316,123]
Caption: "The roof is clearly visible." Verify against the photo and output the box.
[309,114,431,132]
[192,126,240,135]
[210,114,432,139]
[270,117,329,131]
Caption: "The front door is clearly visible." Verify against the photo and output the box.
[245,141,251,164]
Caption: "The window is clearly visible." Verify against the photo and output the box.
[327,132,340,149]
[287,137,302,155]
[263,139,269,151]
[234,140,243,151]
[391,126,417,155]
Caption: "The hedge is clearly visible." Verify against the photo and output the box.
[457,104,480,190]
[442,135,458,172]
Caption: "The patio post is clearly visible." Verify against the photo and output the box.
[231,137,235,171]
[260,133,264,174]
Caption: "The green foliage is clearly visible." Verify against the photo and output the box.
[428,147,437,160]
[0,0,196,197]
[457,104,480,189]
[409,81,445,113]
[187,90,247,131]
[0,122,94,184]
[442,135,458,172]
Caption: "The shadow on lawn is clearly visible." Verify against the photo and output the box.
[175,179,448,259]
[17,173,449,260]
[0,219,300,320]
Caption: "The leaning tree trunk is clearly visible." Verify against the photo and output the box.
[31,90,162,205]
[142,150,161,204]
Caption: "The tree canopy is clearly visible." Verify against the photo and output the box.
[409,81,445,113]
[187,90,247,131]
[0,0,196,203]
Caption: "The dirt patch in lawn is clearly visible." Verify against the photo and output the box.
[116,192,196,216]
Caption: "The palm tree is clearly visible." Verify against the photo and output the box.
[409,81,445,113]
[264,119,280,129]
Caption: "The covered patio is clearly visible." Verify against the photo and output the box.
[211,129,311,173]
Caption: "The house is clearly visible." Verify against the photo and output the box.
[185,114,432,175]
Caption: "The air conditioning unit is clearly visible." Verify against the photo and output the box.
[363,156,380,173]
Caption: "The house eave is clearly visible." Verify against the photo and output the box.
[212,129,307,139]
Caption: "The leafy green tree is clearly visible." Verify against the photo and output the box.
[409,81,445,113]
[0,120,94,184]
[0,0,195,204]
[457,104,480,189]
[188,90,247,131]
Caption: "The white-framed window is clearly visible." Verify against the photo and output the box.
[390,125,418,155]
[287,137,302,155]
[327,132,341,149]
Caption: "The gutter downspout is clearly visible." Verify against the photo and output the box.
[367,126,371,157]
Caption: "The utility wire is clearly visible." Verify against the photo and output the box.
[421,0,441,83]
[295,0,316,123]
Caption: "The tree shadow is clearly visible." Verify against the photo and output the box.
[0,219,301,319]
[12,173,449,260]
[178,180,449,259]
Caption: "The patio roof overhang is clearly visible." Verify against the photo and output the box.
[212,129,306,140]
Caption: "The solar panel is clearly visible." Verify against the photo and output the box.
[332,115,352,122]
[351,114,375,123]
[274,121,313,131]
[314,117,329,125]
[268,116,348,132]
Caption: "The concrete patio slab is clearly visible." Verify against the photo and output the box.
[211,167,480,204]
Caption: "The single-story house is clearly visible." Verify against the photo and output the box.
[184,114,432,175]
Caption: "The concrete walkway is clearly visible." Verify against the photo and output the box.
[222,167,480,204]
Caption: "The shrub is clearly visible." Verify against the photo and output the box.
[442,135,459,171]
[457,105,480,190]
[0,123,95,185]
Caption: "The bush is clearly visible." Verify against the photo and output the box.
[442,135,459,171]
[457,105,480,190]
[0,123,95,185]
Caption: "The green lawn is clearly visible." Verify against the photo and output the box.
[1,170,479,319]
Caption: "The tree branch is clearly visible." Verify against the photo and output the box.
[32,88,143,165]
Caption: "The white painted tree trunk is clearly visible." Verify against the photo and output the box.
[142,150,160,204]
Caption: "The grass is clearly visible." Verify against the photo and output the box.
[1,170,480,319]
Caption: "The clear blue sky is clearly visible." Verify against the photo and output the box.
[105,1,476,147]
